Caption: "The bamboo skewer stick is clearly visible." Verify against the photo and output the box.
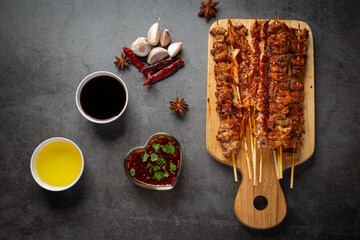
[273,148,279,179]
[248,113,254,155]
[290,153,295,188]
[253,124,257,185]
[232,154,238,182]
[277,147,281,178]
[244,137,252,179]
[236,86,252,179]
[248,110,255,183]
[259,150,263,183]
[253,140,257,185]
[225,111,238,182]
[224,110,238,182]
[234,84,252,180]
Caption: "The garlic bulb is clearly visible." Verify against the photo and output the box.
[131,37,151,57]
[147,47,169,65]
[148,18,160,46]
[168,42,183,58]
[160,29,171,47]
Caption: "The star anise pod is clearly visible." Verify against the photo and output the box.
[114,52,130,69]
[198,0,219,22]
[169,97,189,116]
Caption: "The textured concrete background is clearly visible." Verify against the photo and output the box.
[1,0,359,239]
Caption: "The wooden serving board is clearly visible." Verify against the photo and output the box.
[206,19,315,229]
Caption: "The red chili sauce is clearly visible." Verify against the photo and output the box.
[127,136,180,186]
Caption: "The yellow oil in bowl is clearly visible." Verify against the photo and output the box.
[35,140,82,187]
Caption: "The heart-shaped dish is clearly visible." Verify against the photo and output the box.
[124,132,183,191]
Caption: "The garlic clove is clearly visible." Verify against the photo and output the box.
[160,29,171,47]
[168,42,183,58]
[148,18,160,46]
[147,47,169,65]
[131,37,151,57]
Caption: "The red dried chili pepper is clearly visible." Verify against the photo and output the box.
[122,47,144,69]
[139,58,177,74]
[122,47,151,78]
[143,58,184,86]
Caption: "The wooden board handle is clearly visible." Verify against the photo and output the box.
[234,149,286,229]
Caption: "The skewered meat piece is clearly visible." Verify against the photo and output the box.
[269,102,289,115]
[214,62,231,81]
[289,28,309,54]
[211,42,227,56]
[211,26,242,157]
[265,18,293,150]
[210,27,229,63]
[232,102,247,122]
[226,18,255,158]
[267,21,289,34]
[253,20,270,148]
[250,20,261,42]
[226,21,248,49]
[232,102,247,140]
[283,26,308,154]
[214,62,233,119]
[216,118,241,157]
[290,56,307,66]
[215,89,233,118]
[268,112,287,130]
[210,27,227,42]
[249,20,261,111]
[265,19,309,155]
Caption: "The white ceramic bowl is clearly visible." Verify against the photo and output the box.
[75,71,129,124]
[30,137,84,191]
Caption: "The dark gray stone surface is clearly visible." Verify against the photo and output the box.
[1,0,359,239]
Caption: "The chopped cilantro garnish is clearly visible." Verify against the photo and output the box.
[154,172,163,181]
[151,153,158,162]
[142,151,149,162]
[153,165,161,172]
[161,145,169,154]
[170,162,177,171]
[163,172,169,178]
[162,142,175,154]
[167,142,175,154]
[146,162,152,169]
[130,168,135,177]
[152,143,161,153]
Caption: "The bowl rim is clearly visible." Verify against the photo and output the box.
[123,132,183,191]
[30,137,84,191]
[75,71,129,124]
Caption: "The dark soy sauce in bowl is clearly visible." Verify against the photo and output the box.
[80,75,126,120]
